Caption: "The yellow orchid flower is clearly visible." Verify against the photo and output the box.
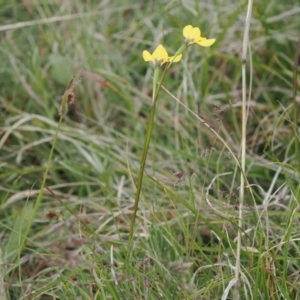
[183,25,216,47]
[143,44,182,67]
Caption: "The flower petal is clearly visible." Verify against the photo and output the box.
[152,44,169,60]
[183,25,201,41]
[190,27,201,40]
[143,50,153,62]
[196,38,216,47]
[183,25,193,38]
[169,54,182,63]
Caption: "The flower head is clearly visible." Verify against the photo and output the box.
[143,44,182,67]
[183,25,216,47]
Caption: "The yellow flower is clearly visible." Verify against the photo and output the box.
[142,44,182,67]
[183,25,216,47]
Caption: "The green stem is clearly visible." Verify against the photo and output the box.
[127,45,187,258]
[292,35,300,167]
[20,89,70,256]
[127,66,168,258]
[32,115,64,218]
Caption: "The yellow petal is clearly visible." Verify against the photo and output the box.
[183,25,193,38]
[152,44,169,60]
[190,27,201,40]
[197,38,216,47]
[169,54,182,63]
[183,25,201,41]
[143,50,153,62]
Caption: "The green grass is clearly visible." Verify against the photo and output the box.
[1,0,300,299]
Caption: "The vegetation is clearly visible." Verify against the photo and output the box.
[1,0,300,299]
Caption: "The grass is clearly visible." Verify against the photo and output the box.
[1,0,300,299]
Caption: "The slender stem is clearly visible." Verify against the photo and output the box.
[235,0,253,298]
[32,116,64,216]
[20,77,79,256]
[21,104,66,254]
[126,45,186,258]
[127,66,168,258]
[292,35,300,165]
